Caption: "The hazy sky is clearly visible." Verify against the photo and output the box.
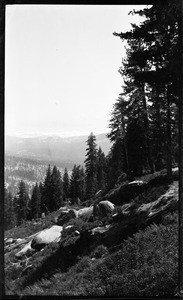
[5,5,146,137]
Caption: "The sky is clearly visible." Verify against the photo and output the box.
[5,5,146,137]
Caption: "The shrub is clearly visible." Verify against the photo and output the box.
[74,256,93,273]
[76,222,178,297]
[90,245,109,259]
[161,212,178,225]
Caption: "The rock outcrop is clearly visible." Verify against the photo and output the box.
[88,182,178,248]
[103,180,148,206]
[5,226,63,259]
[56,209,78,226]
[5,180,178,268]
[15,241,35,259]
[31,225,63,250]
[94,200,115,219]
[77,206,93,220]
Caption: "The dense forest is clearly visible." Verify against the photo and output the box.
[5,155,75,196]
[4,133,108,229]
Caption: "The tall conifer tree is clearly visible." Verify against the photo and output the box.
[112,1,179,181]
[42,165,52,213]
[69,165,80,204]
[84,132,98,199]
[30,182,41,219]
[14,180,29,225]
[51,165,63,210]
[63,168,70,201]
[96,147,107,191]
[4,187,14,230]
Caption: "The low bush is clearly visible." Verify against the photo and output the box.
[90,245,109,259]
[161,212,178,225]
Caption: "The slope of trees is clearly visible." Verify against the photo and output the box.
[108,1,179,184]
[5,134,108,229]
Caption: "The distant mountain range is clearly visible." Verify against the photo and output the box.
[5,133,111,165]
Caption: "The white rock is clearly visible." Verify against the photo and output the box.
[74,230,80,236]
[15,241,35,259]
[65,225,73,230]
[31,225,63,250]
[15,238,25,244]
[78,207,93,219]
[58,206,69,211]
[99,200,115,212]
[128,180,145,185]
[5,238,15,245]
[91,225,111,235]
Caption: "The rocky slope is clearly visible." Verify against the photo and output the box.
[4,169,179,296]
[5,178,178,262]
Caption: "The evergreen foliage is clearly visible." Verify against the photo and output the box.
[14,180,29,226]
[41,165,64,213]
[41,165,52,213]
[108,1,179,186]
[96,147,107,191]
[4,188,15,230]
[69,165,86,204]
[63,168,70,201]
[77,166,86,202]
[85,132,98,199]
[30,183,41,220]
[51,165,63,210]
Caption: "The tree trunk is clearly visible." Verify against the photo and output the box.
[141,82,154,174]
[178,0,183,295]
[153,85,164,171]
[166,85,173,183]
[120,121,130,180]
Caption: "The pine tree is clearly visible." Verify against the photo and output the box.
[69,165,81,204]
[84,132,98,199]
[126,118,147,177]
[39,181,44,213]
[106,137,127,189]
[14,180,29,226]
[42,165,52,213]
[108,95,130,179]
[30,182,41,219]
[63,168,70,201]
[51,165,63,210]
[78,166,86,202]
[4,187,15,230]
[113,1,179,181]
[96,147,107,191]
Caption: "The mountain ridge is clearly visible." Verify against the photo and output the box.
[5,133,111,165]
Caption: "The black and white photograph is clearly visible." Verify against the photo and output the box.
[4,2,180,297]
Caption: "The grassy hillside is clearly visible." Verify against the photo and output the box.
[6,213,178,297]
[5,171,179,297]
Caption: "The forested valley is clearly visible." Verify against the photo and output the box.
[4,2,180,297]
